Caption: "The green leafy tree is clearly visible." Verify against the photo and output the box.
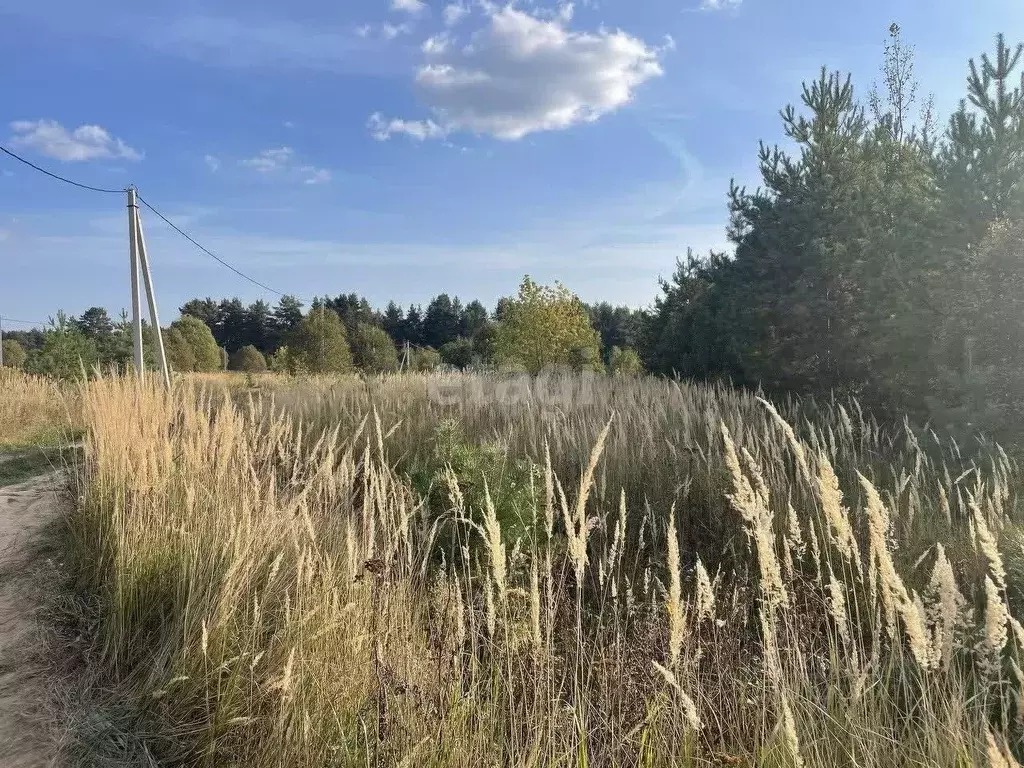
[493,276,601,374]
[440,337,474,369]
[163,328,196,373]
[609,346,644,376]
[1,339,27,368]
[268,346,292,373]
[229,345,268,373]
[289,307,353,373]
[352,322,399,373]
[172,315,222,372]
[411,346,441,371]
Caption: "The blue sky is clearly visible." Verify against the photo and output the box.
[1,0,1022,326]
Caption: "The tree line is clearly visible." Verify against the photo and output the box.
[6,27,1024,442]
[2,278,645,377]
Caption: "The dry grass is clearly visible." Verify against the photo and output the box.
[0,369,79,447]
[58,372,1024,766]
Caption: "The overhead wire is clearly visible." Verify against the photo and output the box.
[0,316,49,327]
[1,141,298,302]
[0,144,127,194]
[136,194,288,298]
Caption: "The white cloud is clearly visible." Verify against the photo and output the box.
[700,0,741,10]
[204,154,221,172]
[241,147,331,185]
[9,119,142,162]
[442,3,468,26]
[368,5,664,141]
[391,0,427,14]
[381,22,412,39]
[368,112,446,141]
[422,33,451,54]
[241,146,295,172]
[355,23,372,37]
[301,166,331,185]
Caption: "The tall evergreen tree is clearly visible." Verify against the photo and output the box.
[271,295,305,350]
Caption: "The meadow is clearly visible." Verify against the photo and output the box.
[6,368,1024,766]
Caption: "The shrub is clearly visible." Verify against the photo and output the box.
[171,316,221,372]
[352,323,399,373]
[229,345,268,373]
[410,346,441,372]
[609,345,644,375]
[288,308,353,373]
[1,339,27,368]
[163,328,196,373]
[439,337,474,369]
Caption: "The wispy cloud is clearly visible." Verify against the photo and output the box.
[369,5,666,142]
[9,119,142,162]
[301,167,331,185]
[241,147,295,173]
[442,2,469,26]
[204,154,221,172]
[368,113,446,141]
[240,147,331,185]
[391,0,427,15]
[700,0,742,11]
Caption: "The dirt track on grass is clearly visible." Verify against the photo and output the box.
[0,475,61,767]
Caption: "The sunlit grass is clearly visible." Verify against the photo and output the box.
[58,372,1024,766]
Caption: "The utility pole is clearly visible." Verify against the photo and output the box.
[134,200,171,389]
[127,186,171,387]
[0,316,4,368]
[127,187,145,374]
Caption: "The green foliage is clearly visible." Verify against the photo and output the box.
[410,346,441,372]
[172,315,222,372]
[74,307,115,340]
[609,346,644,376]
[439,337,474,369]
[352,323,399,373]
[644,28,1024,438]
[25,320,98,380]
[268,346,292,373]
[2,339,27,369]
[409,420,541,551]
[163,328,196,373]
[493,276,602,374]
[229,345,268,373]
[289,308,354,374]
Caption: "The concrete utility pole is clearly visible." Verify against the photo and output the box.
[127,186,170,387]
[134,200,171,388]
[127,187,145,374]
[0,316,4,367]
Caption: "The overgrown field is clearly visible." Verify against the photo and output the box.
[0,368,78,448]
[60,371,1024,766]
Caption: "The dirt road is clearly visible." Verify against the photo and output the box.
[0,475,61,767]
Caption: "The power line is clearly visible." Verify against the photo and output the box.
[0,316,48,327]
[1,140,293,301]
[136,194,287,298]
[0,144,127,195]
